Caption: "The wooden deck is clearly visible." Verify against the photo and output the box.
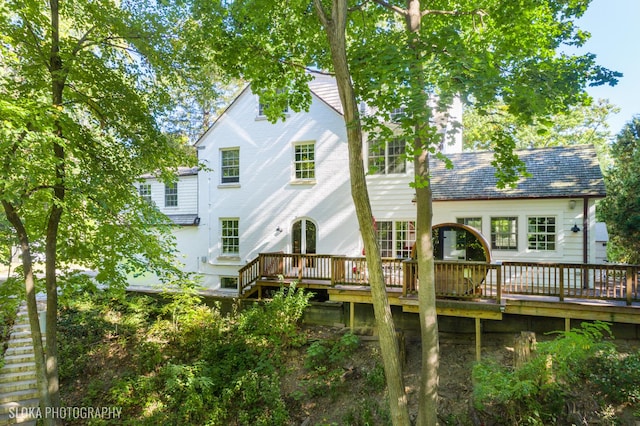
[239,253,640,326]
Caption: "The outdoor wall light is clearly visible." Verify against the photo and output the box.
[275,226,282,233]
[568,199,576,210]
[571,223,581,233]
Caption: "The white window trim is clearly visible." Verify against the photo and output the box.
[490,216,518,251]
[164,182,178,208]
[220,147,240,186]
[292,141,317,184]
[375,220,416,259]
[367,138,407,176]
[256,94,290,120]
[219,218,240,258]
[220,276,239,291]
[526,215,558,252]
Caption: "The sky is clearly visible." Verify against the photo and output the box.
[573,0,640,133]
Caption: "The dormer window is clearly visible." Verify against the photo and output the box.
[257,90,289,118]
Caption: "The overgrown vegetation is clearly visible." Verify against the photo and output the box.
[472,322,640,425]
[56,288,639,425]
[57,284,397,425]
[0,277,23,366]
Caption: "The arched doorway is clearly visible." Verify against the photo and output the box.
[292,219,317,255]
[432,222,491,262]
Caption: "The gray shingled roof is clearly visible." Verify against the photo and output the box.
[141,166,198,179]
[430,145,606,201]
[308,73,343,115]
[167,214,200,226]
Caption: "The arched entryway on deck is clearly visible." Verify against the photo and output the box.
[432,222,492,263]
[410,222,492,262]
[292,218,317,267]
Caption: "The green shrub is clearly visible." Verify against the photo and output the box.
[217,371,289,426]
[472,321,629,425]
[237,282,312,347]
[341,396,391,426]
[0,277,22,367]
[365,362,386,392]
[58,286,314,424]
[304,332,360,369]
[589,349,640,404]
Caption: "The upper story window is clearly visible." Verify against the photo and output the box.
[368,138,406,175]
[221,218,239,255]
[294,142,315,180]
[491,217,517,251]
[527,216,556,251]
[389,107,406,122]
[258,91,289,118]
[221,148,240,184]
[165,183,178,207]
[376,220,416,258]
[138,183,152,204]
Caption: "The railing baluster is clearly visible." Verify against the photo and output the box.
[242,253,640,305]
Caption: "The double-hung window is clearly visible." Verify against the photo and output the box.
[221,218,239,255]
[138,183,152,204]
[221,148,240,184]
[527,216,556,251]
[165,183,178,207]
[368,138,406,175]
[491,217,518,250]
[294,142,315,180]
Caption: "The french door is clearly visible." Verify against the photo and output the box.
[292,219,316,255]
[292,219,316,267]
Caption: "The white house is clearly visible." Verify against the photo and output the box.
[132,166,204,286]
[135,75,606,292]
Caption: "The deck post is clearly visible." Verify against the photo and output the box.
[475,317,481,362]
[496,264,502,305]
[626,266,633,306]
[565,317,571,332]
[402,261,408,297]
[559,265,564,302]
[350,302,355,331]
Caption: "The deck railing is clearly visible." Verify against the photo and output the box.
[239,252,640,305]
[500,262,638,305]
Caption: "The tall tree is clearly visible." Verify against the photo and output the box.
[463,98,619,166]
[0,1,198,422]
[599,116,640,264]
[185,0,618,424]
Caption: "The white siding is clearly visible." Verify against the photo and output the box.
[144,84,604,291]
[366,169,600,264]
[195,88,360,289]
[137,174,198,215]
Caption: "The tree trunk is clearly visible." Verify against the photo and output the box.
[313,1,410,424]
[44,0,64,419]
[405,1,440,424]
[414,154,440,426]
[2,202,55,424]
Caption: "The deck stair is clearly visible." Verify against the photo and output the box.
[0,300,46,426]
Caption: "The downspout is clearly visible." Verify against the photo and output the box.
[582,196,589,264]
